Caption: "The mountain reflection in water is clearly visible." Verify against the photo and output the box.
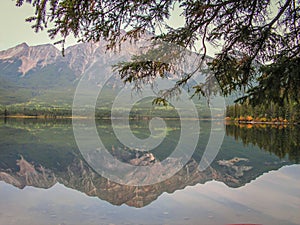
[0,119,298,210]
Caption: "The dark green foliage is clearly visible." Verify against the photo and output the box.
[226,101,300,122]
[0,60,22,81]
[15,0,300,106]
[239,57,300,105]
[0,57,77,106]
[22,63,77,88]
[0,120,77,172]
[225,124,300,163]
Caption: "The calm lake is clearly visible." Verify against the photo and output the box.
[0,118,299,225]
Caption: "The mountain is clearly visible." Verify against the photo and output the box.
[0,41,121,77]
[0,40,218,108]
[0,42,61,75]
[0,40,142,106]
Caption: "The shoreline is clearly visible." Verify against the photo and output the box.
[1,115,298,125]
[225,119,299,125]
[0,115,222,121]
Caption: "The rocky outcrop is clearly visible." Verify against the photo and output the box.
[0,155,56,189]
[218,157,253,178]
[0,43,61,75]
[0,38,144,77]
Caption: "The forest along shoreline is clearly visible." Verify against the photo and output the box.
[226,102,300,125]
[0,114,299,126]
[225,117,299,125]
[0,104,299,124]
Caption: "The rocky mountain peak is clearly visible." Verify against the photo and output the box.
[0,43,61,75]
[0,37,205,80]
[0,41,125,76]
[63,42,104,75]
[0,42,29,60]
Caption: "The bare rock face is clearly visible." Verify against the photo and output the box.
[63,42,103,76]
[0,43,61,75]
[0,172,23,188]
[218,157,253,178]
[0,43,29,60]
[0,153,256,208]
[0,39,143,77]
[0,155,233,208]
[129,153,156,166]
[0,36,211,95]
[0,155,56,189]
[57,157,220,208]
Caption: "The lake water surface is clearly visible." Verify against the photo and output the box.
[0,119,299,225]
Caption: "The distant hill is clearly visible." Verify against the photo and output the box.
[0,40,239,118]
[0,41,135,106]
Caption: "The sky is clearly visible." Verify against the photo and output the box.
[0,1,187,52]
[0,1,217,55]
[0,1,76,51]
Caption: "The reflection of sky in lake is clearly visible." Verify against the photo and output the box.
[0,165,299,225]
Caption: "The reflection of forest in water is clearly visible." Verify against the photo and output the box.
[0,119,299,208]
[225,123,300,163]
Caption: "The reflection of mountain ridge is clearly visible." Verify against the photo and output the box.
[0,154,285,208]
[0,119,298,208]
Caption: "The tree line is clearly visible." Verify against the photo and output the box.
[226,101,300,123]
[0,105,72,118]
[15,0,299,106]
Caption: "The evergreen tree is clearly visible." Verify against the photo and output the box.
[15,0,299,105]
